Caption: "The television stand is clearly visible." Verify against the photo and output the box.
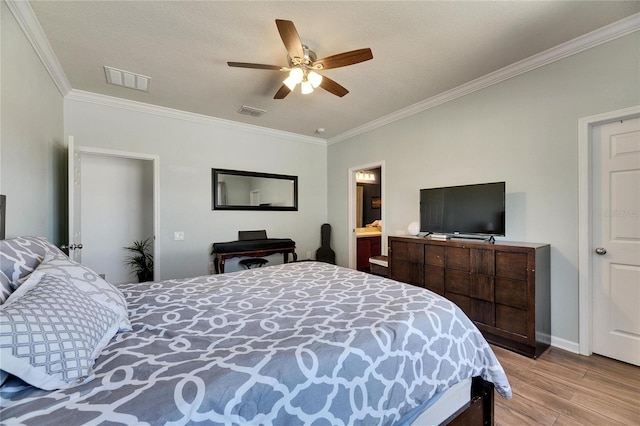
[388,236,551,358]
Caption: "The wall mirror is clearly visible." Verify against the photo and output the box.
[212,169,298,211]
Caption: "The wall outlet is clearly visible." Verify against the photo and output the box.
[306,251,311,259]
[174,231,184,241]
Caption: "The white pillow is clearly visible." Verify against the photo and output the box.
[24,253,132,332]
[0,236,66,303]
[0,272,120,390]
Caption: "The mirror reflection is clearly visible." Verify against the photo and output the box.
[212,169,298,211]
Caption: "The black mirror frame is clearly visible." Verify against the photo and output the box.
[212,168,298,211]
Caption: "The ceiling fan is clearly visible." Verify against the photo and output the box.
[228,19,373,99]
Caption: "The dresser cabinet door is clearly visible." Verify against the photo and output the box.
[494,251,530,339]
[424,245,445,295]
[424,265,445,295]
[389,240,424,287]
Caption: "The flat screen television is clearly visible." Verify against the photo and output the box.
[420,181,505,238]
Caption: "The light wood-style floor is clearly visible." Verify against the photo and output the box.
[492,345,640,425]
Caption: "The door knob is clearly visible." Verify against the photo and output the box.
[595,247,607,255]
[60,243,83,250]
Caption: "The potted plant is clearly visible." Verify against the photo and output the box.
[124,238,154,282]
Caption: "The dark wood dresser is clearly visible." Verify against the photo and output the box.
[388,236,550,358]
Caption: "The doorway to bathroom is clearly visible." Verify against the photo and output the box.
[348,161,385,271]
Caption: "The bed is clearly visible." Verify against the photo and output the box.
[0,236,511,425]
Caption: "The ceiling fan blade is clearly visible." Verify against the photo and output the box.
[274,84,292,99]
[319,76,349,97]
[312,48,373,70]
[275,19,304,59]
[227,62,284,71]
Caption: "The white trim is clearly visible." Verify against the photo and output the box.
[76,145,162,281]
[577,105,640,356]
[5,0,71,96]
[66,90,327,146]
[348,161,386,269]
[329,13,640,145]
[550,336,580,355]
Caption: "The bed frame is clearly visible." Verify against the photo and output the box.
[0,194,5,239]
[444,377,494,425]
[0,198,497,425]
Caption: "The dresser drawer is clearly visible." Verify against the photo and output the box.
[446,269,470,295]
[424,265,444,296]
[470,274,494,302]
[446,292,471,314]
[495,304,528,337]
[390,259,423,287]
[496,251,528,280]
[425,245,445,267]
[495,277,527,309]
[471,299,495,326]
[391,241,423,263]
[446,247,470,271]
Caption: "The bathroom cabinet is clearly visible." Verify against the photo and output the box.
[357,236,381,272]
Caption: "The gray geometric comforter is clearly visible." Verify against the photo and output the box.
[0,262,511,425]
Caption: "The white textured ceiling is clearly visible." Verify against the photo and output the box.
[29,1,640,140]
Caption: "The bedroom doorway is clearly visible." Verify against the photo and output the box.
[578,107,640,366]
[67,136,160,283]
[348,161,385,270]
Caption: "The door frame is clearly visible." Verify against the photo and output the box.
[577,105,640,356]
[348,160,385,269]
[73,141,161,281]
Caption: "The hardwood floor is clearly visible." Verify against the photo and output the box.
[492,345,640,425]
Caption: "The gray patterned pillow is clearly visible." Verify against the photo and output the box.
[0,273,11,305]
[0,236,66,302]
[0,272,120,390]
[26,253,132,332]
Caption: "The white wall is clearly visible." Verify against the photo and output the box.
[64,98,328,279]
[327,33,640,348]
[1,2,64,242]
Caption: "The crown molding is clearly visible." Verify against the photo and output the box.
[65,90,327,145]
[328,12,640,145]
[5,0,71,96]
[9,0,638,146]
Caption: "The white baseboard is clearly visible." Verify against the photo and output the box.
[550,336,580,354]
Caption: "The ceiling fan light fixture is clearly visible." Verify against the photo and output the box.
[308,71,323,88]
[283,76,297,91]
[301,80,313,95]
[283,67,304,90]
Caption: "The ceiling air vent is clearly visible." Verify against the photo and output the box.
[238,105,266,117]
[104,66,150,92]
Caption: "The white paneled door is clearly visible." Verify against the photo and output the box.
[66,136,83,263]
[66,137,160,282]
[592,117,640,366]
